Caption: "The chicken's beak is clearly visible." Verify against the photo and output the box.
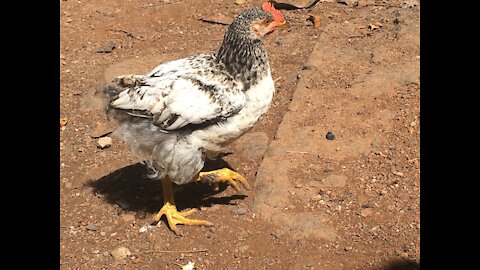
[264,19,288,35]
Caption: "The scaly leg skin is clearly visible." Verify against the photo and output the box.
[196,168,251,192]
[154,177,212,235]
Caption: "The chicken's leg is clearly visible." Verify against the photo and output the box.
[154,177,212,235]
[196,168,251,191]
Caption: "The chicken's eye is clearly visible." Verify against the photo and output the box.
[263,18,273,25]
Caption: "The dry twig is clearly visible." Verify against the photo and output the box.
[143,0,182,8]
[109,29,145,41]
[140,248,208,254]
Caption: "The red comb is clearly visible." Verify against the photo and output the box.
[262,1,284,22]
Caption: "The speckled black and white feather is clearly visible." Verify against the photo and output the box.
[103,7,276,185]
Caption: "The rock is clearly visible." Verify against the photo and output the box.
[91,122,114,138]
[392,171,404,177]
[233,132,269,159]
[60,116,68,127]
[360,208,373,217]
[237,244,250,253]
[326,131,335,140]
[64,182,73,189]
[110,246,131,260]
[323,175,348,187]
[85,223,97,231]
[121,214,135,223]
[97,137,112,149]
[231,207,247,215]
[361,202,374,208]
[96,42,117,53]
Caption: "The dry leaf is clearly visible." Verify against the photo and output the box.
[60,116,68,127]
[197,14,233,25]
[307,14,321,29]
[368,21,383,30]
[235,0,246,5]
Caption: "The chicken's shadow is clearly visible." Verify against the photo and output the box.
[87,156,247,218]
[373,258,420,270]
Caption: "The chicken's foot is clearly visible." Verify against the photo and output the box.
[196,168,251,192]
[154,177,212,235]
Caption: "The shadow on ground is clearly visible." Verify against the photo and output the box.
[86,156,247,218]
[374,258,420,270]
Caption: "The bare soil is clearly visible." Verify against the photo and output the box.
[60,0,420,269]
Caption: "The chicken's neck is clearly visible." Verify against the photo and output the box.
[216,30,270,91]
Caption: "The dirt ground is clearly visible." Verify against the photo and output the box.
[60,0,420,269]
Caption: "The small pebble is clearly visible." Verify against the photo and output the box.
[360,208,373,217]
[237,245,250,253]
[110,246,131,260]
[326,131,335,140]
[86,223,97,231]
[121,214,135,223]
[231,207,247,215]
[97,137,113,149]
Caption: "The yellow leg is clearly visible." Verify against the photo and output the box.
[196,168,251,192]
[154,177,212,235]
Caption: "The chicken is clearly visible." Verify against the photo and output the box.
[101,1,286,234]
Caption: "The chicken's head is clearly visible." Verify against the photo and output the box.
[228,1,286,40]
[253,1,287,37]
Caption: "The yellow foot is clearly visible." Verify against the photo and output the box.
[153,202,213,235]
[198,168,251,192]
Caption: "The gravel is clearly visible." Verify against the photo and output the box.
[85,223,97,231]
[326,131,335,140]
[110,246,131,260]
[97,137,113,149]
[231,207,247,215]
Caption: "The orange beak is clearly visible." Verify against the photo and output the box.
[267,18,287,31]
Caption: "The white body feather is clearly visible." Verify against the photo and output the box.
[189,74,274,151]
